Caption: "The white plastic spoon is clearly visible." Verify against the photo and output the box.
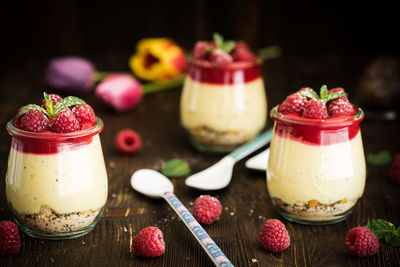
[244,148,270,171]
[185,128,273,190]
[130,169,233,267]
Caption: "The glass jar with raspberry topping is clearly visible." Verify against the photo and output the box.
[267,106,366,225]
[180,59,267,153]
[5,118,108,239]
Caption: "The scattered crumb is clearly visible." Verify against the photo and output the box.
[224,207,229,211]
[50,258,54,263]
[251,258,258,263]
[230,212,234,216]
[124,208,130,217]
[123,227,128,232]
[111,193,117,198]
[109,161,116,168]
[82,240,85,244]
[189,202,193,206]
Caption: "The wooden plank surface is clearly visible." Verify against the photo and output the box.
[0,55,399,267]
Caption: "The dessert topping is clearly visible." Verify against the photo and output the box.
[19,108,50,132]
[259,219,290,253]
[279,85,355,119]
[132,226,165,258]
[193,195,222,225]
[71,104,96,125]
[16,92,95,133]
[51,108,80,133]
[302,99,329,119]
[192,33,257,65]
[114,129,142,154]
[0,221,20,255]
[345,226,379,256]
[277,93,308,114]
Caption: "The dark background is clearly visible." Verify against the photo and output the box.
[1,1,399,70]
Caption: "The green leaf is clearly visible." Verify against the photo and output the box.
[162,158,191,178]
[366,150,392,166]
[365,219,400,247]
[43,92,54,116]
[213,33,224,48]
[257,45,282,61]
[298,90,319,100]
[365,219,396,239]
[320,85,328,101]
[18,104,49,117]
[326,91,347,103]
[220,40,236,53]
[54,96,86,115]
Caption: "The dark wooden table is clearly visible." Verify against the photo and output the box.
[1,54,399,266]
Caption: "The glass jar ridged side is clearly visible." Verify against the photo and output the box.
[5,118,108,239]
[267,107,366,225]
[180,60,267,153]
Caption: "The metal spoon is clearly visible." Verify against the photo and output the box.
[130,169,233,267]
[185,128,273,190]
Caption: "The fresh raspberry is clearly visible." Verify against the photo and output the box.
[51,108,80,133]
[278,93,308,114]
[192,41,210,60]
[302,99,329,119]
[71,104,96,126]
[19,108,50,132]
[209,49,233,67]
[132,226,165,258]
[193,195,222,225]
[259,219,290,253]
[115,129,142,154]
[0,221,20,255]
[345,226,379,257]
[41,94,62,108]
[389,154,400,184]
[328,97,356,116]
[231,41,257,62]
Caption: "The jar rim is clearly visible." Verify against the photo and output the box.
[6,117,104,141]
[189,58,262,70]
[270,106,364,127]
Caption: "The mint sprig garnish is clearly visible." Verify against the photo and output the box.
[162,158,191,178]
[257,45,282,61]
[365,219,400,247]
[19,104,49,117]
[213,33,236,53]
[18,92,86,118]
[297,85,347,104]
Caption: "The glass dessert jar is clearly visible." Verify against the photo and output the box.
[180,60,267,153]
[5,118,108,239]
[267,107,366,225]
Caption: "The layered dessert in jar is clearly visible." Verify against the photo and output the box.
[5,93,108,239]
[180,34,267,152]
[267,86,366,224]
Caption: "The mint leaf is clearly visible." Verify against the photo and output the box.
[319,85,328,101]
[367,150,391,166]
[18,104,49,117]
[298,90,319,100]
[43,92,55,116]
[213,33,224,48]
[220,40,236,53]
[326,91,347,103]
[54,96,86,115]
[162,158,191,178]
[365,219,400,247]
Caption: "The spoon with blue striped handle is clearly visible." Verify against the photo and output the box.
[185,128,273,190]
[130,169,234,267]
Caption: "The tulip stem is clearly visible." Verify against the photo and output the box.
[142,75,185,94]
[92,71,118,82]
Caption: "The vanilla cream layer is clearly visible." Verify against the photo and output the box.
[180,76,267,138]
[6,135,108,214]
[267,131,366,205]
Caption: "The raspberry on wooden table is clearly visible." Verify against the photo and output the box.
[132,226,165,258]
[0,221,20,255]
[345,226,379,257]
[193,195,222,225]
[259,219,290,253]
